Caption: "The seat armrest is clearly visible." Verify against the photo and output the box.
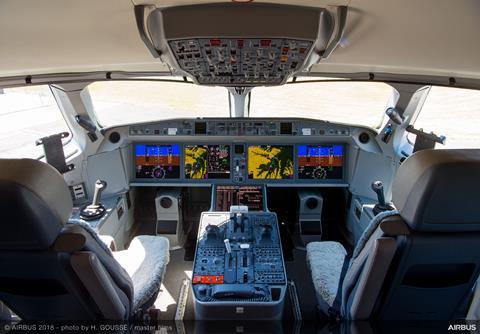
[54,225,89,252]
[70,252,128,320]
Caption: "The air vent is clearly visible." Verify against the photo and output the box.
[359,132,370,144]
[109,131,121,143]
[160,197,173,209]
[305,198,318,210]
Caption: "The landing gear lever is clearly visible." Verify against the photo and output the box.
[80,180,107,221]
[371,181,394,215]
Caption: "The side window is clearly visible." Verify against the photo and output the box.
[412,86,480,149]
[0,85,70,158]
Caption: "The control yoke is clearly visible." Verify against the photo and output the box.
[371,181,394,215]
[80,180,107,221]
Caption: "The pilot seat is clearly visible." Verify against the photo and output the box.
[307,149,480,320]
[0,159,169,320]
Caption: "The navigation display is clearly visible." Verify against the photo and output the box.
[135,144,181,179]
[215,185,264,211]
[297,144,344,180]
[248,145,294,180]
[184,145,231,179]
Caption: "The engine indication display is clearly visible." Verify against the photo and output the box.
[185,145,231,179]
[248,145,294,180]
[215,185,264,211]
[297,144,344,180]
[135,144,181,179]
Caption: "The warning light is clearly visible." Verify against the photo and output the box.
[260,39,272,47]
[210,39,222,47]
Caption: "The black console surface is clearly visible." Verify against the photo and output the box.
[192,210,287,319]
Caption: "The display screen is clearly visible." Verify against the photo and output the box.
[135,144,181,179]
[297,144,344,180]
[184,145,231,179]
[248,145,294,179]
[215,185,264,211]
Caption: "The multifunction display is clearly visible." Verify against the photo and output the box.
[297,144,344,180]
[248,145,294,180]
[184,145,231,179]
[135,144,181,179]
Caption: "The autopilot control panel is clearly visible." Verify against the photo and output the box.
[192,209,286,319]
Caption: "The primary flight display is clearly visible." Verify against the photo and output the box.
[297,144,344,180]
[135,144,181,179]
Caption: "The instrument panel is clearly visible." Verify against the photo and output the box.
[133,142,346,185]
[120,118,380,187]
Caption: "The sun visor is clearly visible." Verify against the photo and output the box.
[136,3,342,86]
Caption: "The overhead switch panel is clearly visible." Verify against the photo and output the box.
[142,3,335,86]
[169,38,313,85]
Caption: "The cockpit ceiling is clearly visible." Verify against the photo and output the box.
[0,0,479,82]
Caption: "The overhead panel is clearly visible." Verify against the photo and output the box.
[141,3,335,86]
[169,38,313,85]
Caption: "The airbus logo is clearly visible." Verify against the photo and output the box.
[448,324,477,331]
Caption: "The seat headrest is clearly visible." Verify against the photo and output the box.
[0,159,73,249]
[392,149,480,232]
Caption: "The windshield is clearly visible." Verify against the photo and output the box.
[86,80,229,126]
[86,79,393,128]
[250,81,393,128]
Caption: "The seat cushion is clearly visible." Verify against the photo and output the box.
[113,236,170,311]
[307,241,347,311]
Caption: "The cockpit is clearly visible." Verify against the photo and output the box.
[1,1,480,332]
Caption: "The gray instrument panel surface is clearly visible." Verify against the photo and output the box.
[129,118,350,137]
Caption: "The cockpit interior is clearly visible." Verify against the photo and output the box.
[1,1,480,333]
